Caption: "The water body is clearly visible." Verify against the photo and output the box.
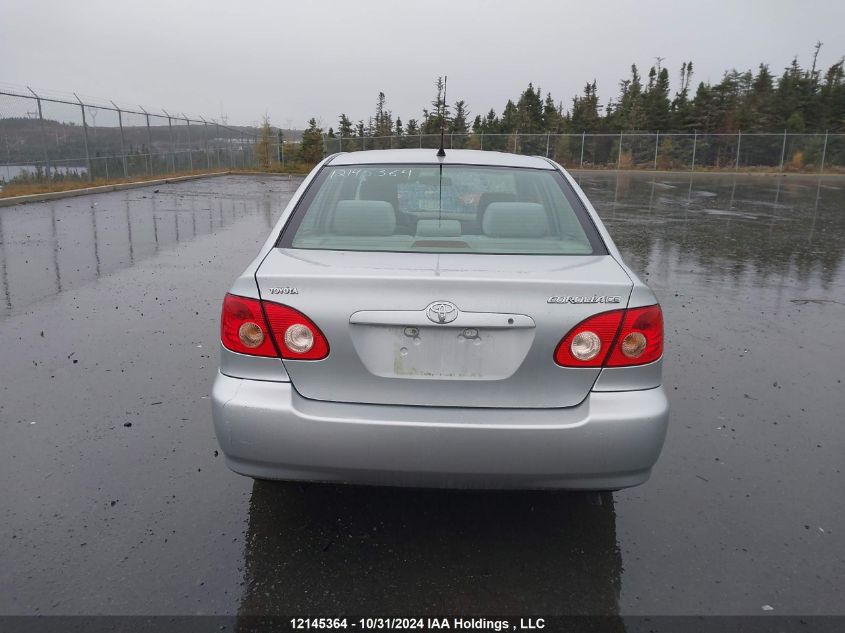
[0,164,88,185]
[0,173,842,617]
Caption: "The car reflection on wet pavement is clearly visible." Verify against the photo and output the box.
[240,485,621,615]
[0,173,842,617]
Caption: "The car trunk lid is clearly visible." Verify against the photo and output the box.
[256,248,633,408]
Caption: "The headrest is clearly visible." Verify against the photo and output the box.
[415,219,462,237]
[333,200,396,236]
[477,192,517,221]
[482,202,549,238]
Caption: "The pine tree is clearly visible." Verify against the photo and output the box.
[644,62,671,130]
[373,91,393,148]
[329,48,844,158]
[820,60,845,129]
[300,118,324,164]
[501,100,518,133]
[450,100,469,134]
[614,66,646,130]
[517,83,544,133]
[689,82,714,133]
[748,64,776,131]
[671,62,695,130]
[422,76,451,134]
[483,109,500,133]
[570,82,601,132]
[338,114,354,139]
[394,117,404,147]
[543,92,561,132]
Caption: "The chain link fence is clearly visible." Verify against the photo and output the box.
[3,86,843,191]
[0,88,281,188]
[323,130,844,173]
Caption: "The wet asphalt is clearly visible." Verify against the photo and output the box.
[0,172,843,616]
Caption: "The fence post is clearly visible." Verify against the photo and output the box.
[228,131,235,170]
[419,133,422,148]
[27,87,52,180]
[185,116,194,171]
[322,133,328,156]
[779,129,787,172]
[691,131,697,171]
[735,129,742,171]
[819,129,829,174]
[480,132,484,150]
[162,110,175,173]
[111,102,128,178]
[580,131,585,167]
[138,106,154,176]
[545,133,551,158]
[338,133,342,152]
[201,119,211,169]
[146,113,155,175]
[74,93,93,182]
[215,122,221,168]
[617,131,623,169]
[653,131,659,170]
[513,132,518,153]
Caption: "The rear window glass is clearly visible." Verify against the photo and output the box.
[279,164,605,255]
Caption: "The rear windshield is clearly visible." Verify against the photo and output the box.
[278,164,606,255]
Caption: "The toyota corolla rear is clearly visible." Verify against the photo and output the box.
[211,149,668,490]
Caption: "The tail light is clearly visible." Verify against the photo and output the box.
[554,309,625,367]
[554,304,663,368]
[221,294,278,357]
[605,305,663,367]
[220,294,329,360]
[262,302,329,360]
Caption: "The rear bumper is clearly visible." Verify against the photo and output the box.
[211,373,669,490]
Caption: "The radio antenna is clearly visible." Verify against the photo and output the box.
[437,76,447,157]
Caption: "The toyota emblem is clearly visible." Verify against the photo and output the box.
[426,301,459,324]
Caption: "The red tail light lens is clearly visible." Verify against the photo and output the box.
[263,302,329,360]
[221,295,329,360]
[606,305,663,367]
[221,294,277,357]
[554,304,663,368]
[554,309,625,367]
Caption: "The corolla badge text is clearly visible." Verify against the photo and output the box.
[547,295,622,304]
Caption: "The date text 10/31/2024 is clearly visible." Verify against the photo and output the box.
[290,618,547,631]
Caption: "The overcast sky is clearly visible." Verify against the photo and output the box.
[2,0,843,129]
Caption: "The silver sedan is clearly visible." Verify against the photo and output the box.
[212,149,668,490]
